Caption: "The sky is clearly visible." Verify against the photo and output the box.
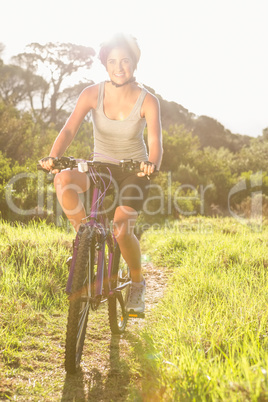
[1,0,268,137]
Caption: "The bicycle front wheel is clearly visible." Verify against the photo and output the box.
[65,226,95,374]
[108,245,130,334]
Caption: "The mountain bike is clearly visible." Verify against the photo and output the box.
[38,156,150,374]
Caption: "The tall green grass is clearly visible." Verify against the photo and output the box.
[0,220,73,310]
[0,220,73,377]
[140,218,268,401]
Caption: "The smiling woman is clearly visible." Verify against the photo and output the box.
[106,49,135,88]
[39,31,163,315]
[98,33,141,90]
[102,48,140,120]
[99,33,141,70]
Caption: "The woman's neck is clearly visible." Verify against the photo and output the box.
[108,76,136,88]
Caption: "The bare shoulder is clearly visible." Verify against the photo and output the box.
[141,89,160,118]
[145,91,159,106]
[82,83,99,96]
[79,83,100,110]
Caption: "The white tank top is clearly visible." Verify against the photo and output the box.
[91,81,149,163]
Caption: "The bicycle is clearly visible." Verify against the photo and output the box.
[38,156,152,374]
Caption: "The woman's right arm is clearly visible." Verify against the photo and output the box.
[40,84,98,171]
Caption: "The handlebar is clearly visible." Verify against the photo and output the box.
[37,157,158,175]
[37,156,77,173]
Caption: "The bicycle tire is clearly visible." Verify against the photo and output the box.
[65,226,95,374]
[108,245,130,334]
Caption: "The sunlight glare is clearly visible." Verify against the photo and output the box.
[1,0,268,135]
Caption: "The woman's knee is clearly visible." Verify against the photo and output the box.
[113,206,137,241]
[54,170,71,189]
[54,170,89,193]
[113,219,134,242]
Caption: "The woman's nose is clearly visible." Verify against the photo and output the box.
[116,61,123,71]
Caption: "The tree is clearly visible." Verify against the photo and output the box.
[231,138,268,175]
[0,63,48,110]
[0,43,4,66]
[161,125,200,174]
[12,42,95,125]
[0,101,35,163]
[263,127,268,140]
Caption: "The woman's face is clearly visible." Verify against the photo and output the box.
[106,47,135,85]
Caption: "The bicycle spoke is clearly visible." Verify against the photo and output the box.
[76,301,90,356]
[65,227,96,374]
[108,246,130,334]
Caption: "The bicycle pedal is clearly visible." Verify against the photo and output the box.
[127,311,145,319]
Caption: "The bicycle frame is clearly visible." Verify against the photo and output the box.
[65,167,131,307]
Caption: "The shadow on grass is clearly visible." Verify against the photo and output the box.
[61,331,149,401]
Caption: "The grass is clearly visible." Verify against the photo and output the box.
[0,220,73,400]
[0,220,73,310]
[139,218,268,401]
[1,217,268,400]
[0,220,144,401]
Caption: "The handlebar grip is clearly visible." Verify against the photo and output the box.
[37,156,76,173]
[37,164,51,173]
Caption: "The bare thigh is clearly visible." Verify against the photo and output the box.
[54,169,90,193]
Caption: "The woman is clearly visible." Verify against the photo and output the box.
[40,33,163,313]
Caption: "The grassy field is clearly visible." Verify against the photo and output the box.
[0,221,73,400]
[139,218,268,401]
[0,218,268,401]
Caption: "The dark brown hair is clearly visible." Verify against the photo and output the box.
[99,33,141,70]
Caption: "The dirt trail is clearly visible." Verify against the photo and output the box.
[61,262,168,402]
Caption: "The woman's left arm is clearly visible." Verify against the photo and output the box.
[141,93,163,175]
